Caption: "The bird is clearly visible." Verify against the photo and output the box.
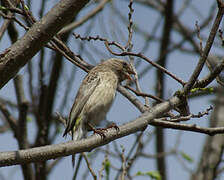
[63,58,135,165]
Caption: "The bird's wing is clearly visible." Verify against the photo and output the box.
[63,72,100,137]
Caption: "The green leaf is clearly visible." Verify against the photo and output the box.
[190,88,198,93]
[136,171,144,176]
[180,151,194,163]
[146,171,162,180]
[0,6,7,10]
[207,87,214,93]
[104,159,111,176]
[26,116,32,122]
[136,171,161,180]
[190,87,214,94]
[24,5,29,11]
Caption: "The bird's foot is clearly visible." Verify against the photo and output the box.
[92,128,106,138]
[88,123,106,138]
[107,123,120,132]
[97,123,120,132]
[88,122,120,138]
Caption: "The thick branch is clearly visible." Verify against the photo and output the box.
[0,0,90,89]
[0,96,181,167]
[1,95,224,167]
[155,0,173,179]
[191,87,224,180]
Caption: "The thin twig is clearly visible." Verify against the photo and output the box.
[82,153,97,180]
[166,105,213,122]
[125,85,164,103]
[58,0,110,35]
[120,145,127,180]
[104,41,186,85]
[194,58,224,87]
[183,5,224,94]
[195,21,203,55]
[125,0,134,50]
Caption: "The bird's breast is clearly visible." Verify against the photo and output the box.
[83,75,118,125]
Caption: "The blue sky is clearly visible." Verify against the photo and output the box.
[0,0,221,179]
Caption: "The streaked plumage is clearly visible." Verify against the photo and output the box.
[63,58,135,165]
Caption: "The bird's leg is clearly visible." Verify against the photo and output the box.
[87,123,106,138]
[108,123,120,131]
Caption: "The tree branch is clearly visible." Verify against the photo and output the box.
[0,0,90,89]
[0,96,181,167]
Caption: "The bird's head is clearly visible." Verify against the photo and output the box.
[104,58,136,82]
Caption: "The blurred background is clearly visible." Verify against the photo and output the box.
[0,0,224,179]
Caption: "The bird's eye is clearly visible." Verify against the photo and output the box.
[123,61,128,67]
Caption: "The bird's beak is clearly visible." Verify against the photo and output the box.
[125,68,136,80]
[127,68,136,75]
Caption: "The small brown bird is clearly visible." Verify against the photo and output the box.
[63,58,135,165]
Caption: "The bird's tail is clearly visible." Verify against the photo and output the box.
[72,124,84,167]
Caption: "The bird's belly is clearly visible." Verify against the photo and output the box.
[83,82,117,126]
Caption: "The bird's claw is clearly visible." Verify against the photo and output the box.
[107,123,120,132]
[93,129,106,138]
[97,123,120,132]
[89,122,119,138]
